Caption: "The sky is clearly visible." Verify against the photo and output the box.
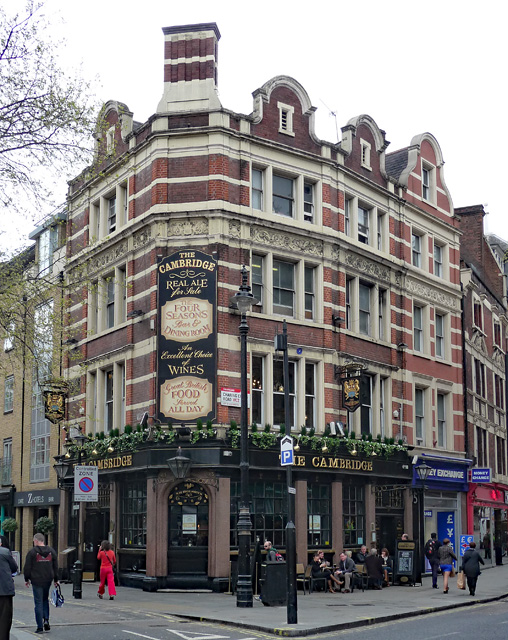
[2,0,507,252]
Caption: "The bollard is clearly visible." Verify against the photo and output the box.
[72,559,83,599]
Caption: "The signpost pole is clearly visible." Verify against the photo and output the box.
[281,320,297,624]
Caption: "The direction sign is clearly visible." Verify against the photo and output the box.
[74,465,98,502]
[459,534,474,556]
[280,435,294,466]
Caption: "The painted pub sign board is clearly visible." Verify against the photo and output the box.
[157,250,217,424]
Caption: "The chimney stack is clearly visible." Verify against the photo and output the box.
[157,23,221,114]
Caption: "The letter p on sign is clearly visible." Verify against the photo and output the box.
[280,435,294,466]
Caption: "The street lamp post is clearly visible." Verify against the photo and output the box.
[415,461,432,583]
[230,266,256,608]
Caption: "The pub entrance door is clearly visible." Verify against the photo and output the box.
[168,481,209,578]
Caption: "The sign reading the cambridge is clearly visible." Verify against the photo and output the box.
[157,250,217,423]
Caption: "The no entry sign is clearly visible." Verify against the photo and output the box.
[74,466,98,502]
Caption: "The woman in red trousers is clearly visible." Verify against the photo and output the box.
[97,540,117,600]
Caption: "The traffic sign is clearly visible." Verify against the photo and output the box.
[74,465,98,502]
[280,435,294,466]
[459,534,474,556]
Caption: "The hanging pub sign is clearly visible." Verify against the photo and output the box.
[157,250,217,424]
[43,389,66,424]
[342,375,361,412]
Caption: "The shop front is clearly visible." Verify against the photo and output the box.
[467,482,508,566]
[59,441,412,590]
[412,454,470,564]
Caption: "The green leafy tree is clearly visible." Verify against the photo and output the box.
[0,0,98,222]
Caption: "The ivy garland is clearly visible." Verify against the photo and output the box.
[64,422,407,461]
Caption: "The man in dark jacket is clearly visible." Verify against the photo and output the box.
[364,548,384,589]
[24,533,59,633]
[0,535,18,639]
[461,541,484,596]
[334,551,356,592]
[424,532,442,589]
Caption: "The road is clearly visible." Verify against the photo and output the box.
[11,597,508,639]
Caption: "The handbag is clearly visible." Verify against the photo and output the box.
[105,550,119,586]
[50,583,64,607]
[450,565,456,577]
[457,571,466,590]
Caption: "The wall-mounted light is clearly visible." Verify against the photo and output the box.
[127,309,144,319]
[332,315,345,326]
[167,446,192,479]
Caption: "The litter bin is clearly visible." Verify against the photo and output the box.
[259,561,287,606]
[495,545,503,566]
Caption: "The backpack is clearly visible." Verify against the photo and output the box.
[425,539,436,560]
[275,552,284,562]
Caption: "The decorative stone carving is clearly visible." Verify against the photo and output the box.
[344,253,391,282]
[405,278,459,310]
[86,242,129,276]
[229,220,241,238]
[251,227,323,256]
[167,219,208,237]
[470,330,487,355]
[133,227,152,249]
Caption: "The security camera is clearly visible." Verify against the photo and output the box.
[393,410,399,419]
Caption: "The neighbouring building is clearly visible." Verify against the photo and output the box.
[458,204,508,565]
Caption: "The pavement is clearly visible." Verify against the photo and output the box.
[10,563,508,638]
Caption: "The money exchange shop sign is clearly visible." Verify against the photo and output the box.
[157,250,217,423]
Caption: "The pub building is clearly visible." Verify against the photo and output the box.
[57,23,465,588]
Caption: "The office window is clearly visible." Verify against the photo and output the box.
[120,184,128,226]
[360,375,372,435]
[495,374,504,409]
[30,376,50,483]
[278,103,294,135]
[359,283,371,335]
[434,243,443,277]
[414,305,423,352]
[358,206,370,244]
[345,278,352,330]
[437,393,446,448]
[251,356,264,427]
[412,233,422,267]
[307,484,331,547]
[106,277,115,329]
[2,439,12,485]
[272,260,294,316]
[435,313,444,358]
[4,376,14,413]
[252,169,263,210]
[377,212,385,251]
[252,254,264,307]
[273,358,296,429]
[304,266,315,320]
[3,322,14,352]
[107,196,116,233]
[305,363,316,429]
[344,199,351,236]
[494,321,502,347]
[474,358,486,398]
[88,363,125,434]
[378,289,386,340]
[360,140,371,169]
[304,182,314,222]
[379,378,386,439]
[477,426,487,467]
[415,388,425,443]
[105,368,114,432]
[473,301,483,330]
[422,167,430,200]
[497,437,506,476]
[273,175,294,217]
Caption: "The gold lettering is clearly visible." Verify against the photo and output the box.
[296,456,305,467]
[345,459,352,469]
[328,458,339,468]
[311,457,320,467]
[340,458,346,469]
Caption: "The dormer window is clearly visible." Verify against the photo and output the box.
[421,162,435,202]
[106,126,115,154]
[278,102,294,136]
[360,139,371,170]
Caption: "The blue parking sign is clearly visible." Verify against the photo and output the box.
[280,435,294,466]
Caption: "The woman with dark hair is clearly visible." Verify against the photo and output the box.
[0,535,9,550]
[311,551,341,593]
[97,540,117,600]
[461,541,484,596]
[437,538,457,594]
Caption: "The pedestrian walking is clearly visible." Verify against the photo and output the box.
[424,532,442,589]
[23,533,59,633]
[97,540,117,600]
[0,535,18,640]
[437,537,457,594]
[461,541,484,596]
